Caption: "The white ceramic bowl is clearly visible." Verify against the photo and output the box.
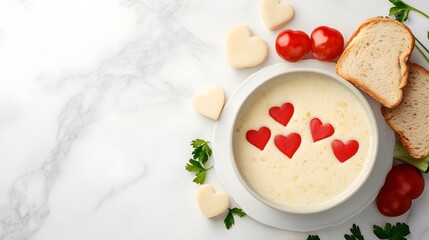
[215,60,379,214]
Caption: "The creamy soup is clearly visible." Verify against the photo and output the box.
[233,72,372,210]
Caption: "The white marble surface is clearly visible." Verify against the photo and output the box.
[0,0,428,239]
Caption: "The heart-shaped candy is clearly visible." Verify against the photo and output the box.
[192,85,225,120]
[226,25,268,69]
[261,0,294,31]
[269,102,294,126]
[246,127,271,150]
[310,118,335,142]
[331,140,359,162]
[196,185,230,218]
[274,133,301,158]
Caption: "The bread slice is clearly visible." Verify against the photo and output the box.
[382,63,429,158]
[336,17,414,108]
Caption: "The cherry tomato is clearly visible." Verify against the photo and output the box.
[376,164,425,217]
[384,164,425,199]
[376,186,412,217]
[310,26,344,61]
[275,29,311,62]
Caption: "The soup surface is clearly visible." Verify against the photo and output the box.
[233,72,372,209]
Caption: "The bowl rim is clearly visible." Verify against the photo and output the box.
[219,60,379,214]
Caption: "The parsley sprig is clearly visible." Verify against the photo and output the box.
[185,139,213,184]
[345,224,364,240]
[306,222,410,240]
[224,208,246,230]
[185,139,246,229]
[306,236,321,240]
[389,0,429,22]
[373,222,410,240]
[388,0,429,64]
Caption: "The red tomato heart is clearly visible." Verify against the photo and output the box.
[310,118,334,142]
[269,103,294,126]
[246,127,271,150]
[331,140,359,162]
[274,133,301,158]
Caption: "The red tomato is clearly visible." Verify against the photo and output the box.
[376,186,412,217]
[376,164,425,217]
[310,26,344,61]
[275,30,311,62]
[385,164,425,199]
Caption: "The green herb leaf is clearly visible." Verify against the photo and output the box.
[373,224,389,238]
[185,159,204,173]
[391,223,410,240]
[193,169,207,184]
[351,224,365,240]
[344,224,364,240]
[186,139,213,184]
[388,0,429,21]
[344,235,355,240]
[185,159,209,184]
[385,223,393,237]
[390,7,410,21]
[224,208,246,230]
[224,210,234,230]
[307,235,321,240]
[191,139,212,165]
[389,6,404,15]
[373,222,410,240]
[389,0,409,8]
[230,207,246,217]
[388,0,410,21]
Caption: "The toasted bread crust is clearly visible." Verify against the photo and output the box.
[336,17,415,108]
[382,63,429,158]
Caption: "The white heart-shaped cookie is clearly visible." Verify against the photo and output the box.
[261,0,294,31]
[226,25,268,69]
[196,185,230,218]
[192,85,225,120]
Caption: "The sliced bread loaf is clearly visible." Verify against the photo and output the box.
[336,17,414,108]
[382,63,429,158]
